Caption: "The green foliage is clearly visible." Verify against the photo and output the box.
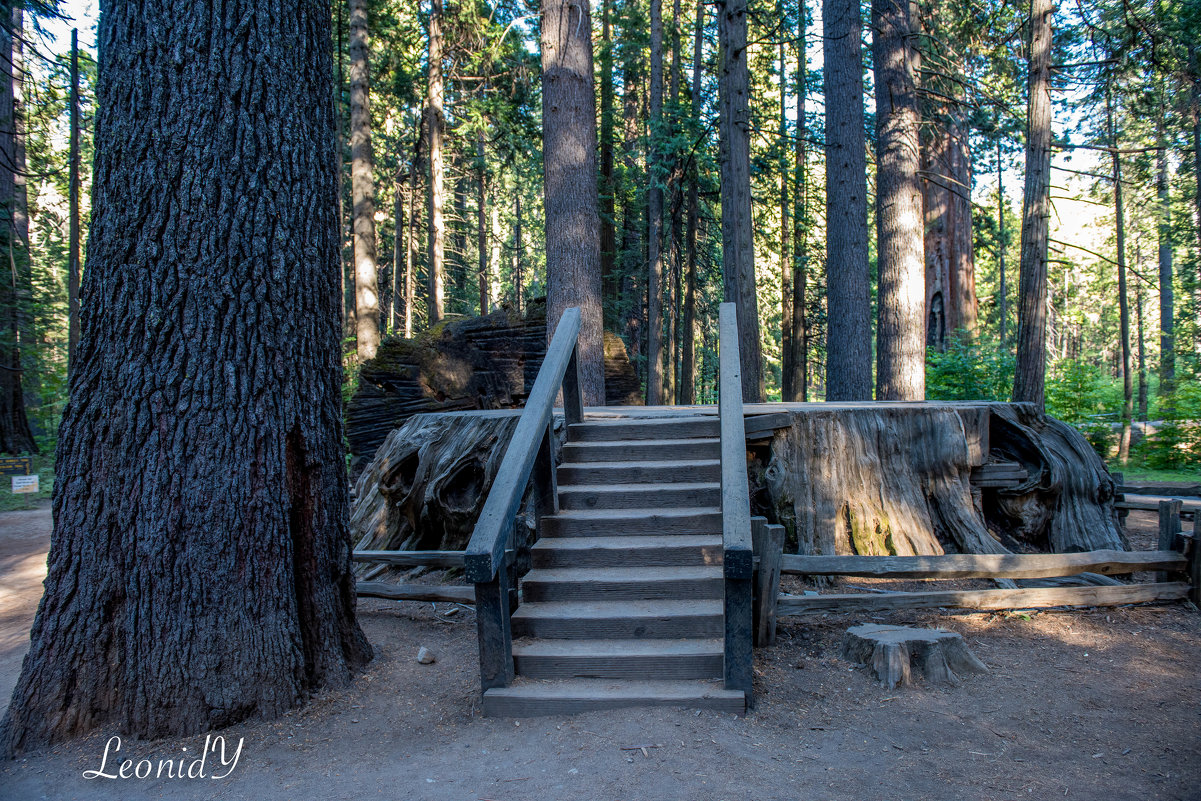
[1131,384,1201,470]
[925,331,1014,401]
[0,454,54,512]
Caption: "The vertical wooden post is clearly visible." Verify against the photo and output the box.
[563,343,584,428]
[752,519,784,647]
[474,548,514,691]
[725,573,754,708]
[1189,514,1200,608]
[1158,499,1182,582]
[1112,471,1127,527]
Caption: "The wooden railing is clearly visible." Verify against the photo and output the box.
[462,306,583,691]
[718,302,754,706]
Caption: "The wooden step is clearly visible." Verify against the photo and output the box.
[568,416,719,442]
[512,638,723,679]
[558,459,720,485]
[482,679,745,716]
[559,481,720,510]
[521,566,723,602]
[561,438,720,463]
[511,599,724,639]
[531,534,722,568]
[540,508,723,537]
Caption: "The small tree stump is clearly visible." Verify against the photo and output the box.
[842,624,988,689]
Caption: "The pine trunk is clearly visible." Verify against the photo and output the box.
[780,33,793,402]
[427,0,446,324]
[922,116,977,350]
[1109,89,1132,464]
[822,0,872,400]
[67,29,81,367]
[0,0,371,754]
[541,0,605,405]
[477,131,489,315]
[348,0,379,359]
[789,0,808,401]
[679,2,704,406]
[717,0,765,402]
[1136,283,1148,421]
[997,140,1007,345]
[599,0,616,302]
[1156,114,1174,399]
[1013,0,1053,407]
[647,0,665,405]
[873,0,925,401]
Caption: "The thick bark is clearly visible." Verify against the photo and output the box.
[679,2,704,406]
[1,0,370,754]
[67,29,81,367]
[426,0,446,325]
[822,0,872,400]
[873,0,925,401]
[541,0,605,405]
[1013,0,1053,407]
[599,0,616,301]
[348,0,380,359]
[0,10,35,455]
[922,115,977,350]
[647,0,665,405]
[789,0,808,401]
[1156,115,1174,398]
[717,0,765,402]
[1108,89,1132,463]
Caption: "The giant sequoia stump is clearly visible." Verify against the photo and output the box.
[346,299,640,469]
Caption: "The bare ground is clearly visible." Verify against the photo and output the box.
[0,507,1198,801]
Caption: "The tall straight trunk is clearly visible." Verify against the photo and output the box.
[873,0,925,400]
[680,1,704,406]
[779,29,793,402]
[10,6,34,405]
[426,0,446,325]
[822,0,872,400]
[1193,47,1201,359]
[337,4,352,335]
[789,0,808,401]
[1156,110,1174,399]
[997,139,1007,345]
[477,131,488,314]
[0,10,34,454]
[404,117,423,338]
[647,0,665,405]
[1136,282,1148,421]
[1108,87,1132,464]
[921,113,976,350]
[514,193,523,315]
[717,0,764,402]
[67,29,81,367]
[599,0,616,300]
[1012,0,1053,407]
[666,0,684,403]
[0,0,370,754]
[453,167,467,302]
[348,0,379,358]
[391,164,403,334]
[619,71,644,383]
[541,0,605,404]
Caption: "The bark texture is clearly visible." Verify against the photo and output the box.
[717,0,764,402]
[426,0,446,324]
[1,0,371,754]
[822,0,872,400]
[541,0,605,405]
[1013,0,1053,407]
[348,0,380,359]
[872,0,925,401]
[1155,131,1174,398]
[922,116,977,350]
[647,0,665,405]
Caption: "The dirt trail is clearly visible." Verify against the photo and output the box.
[0,508,1198,801]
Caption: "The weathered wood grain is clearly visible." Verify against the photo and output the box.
[777,582,1190,615]
[779,550,1187,579]
[352,550,465,568]
[355,582,474,603]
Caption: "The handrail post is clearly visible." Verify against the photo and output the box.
[474,536,514,691]
[563,342,584,430]
[718,302,754,709]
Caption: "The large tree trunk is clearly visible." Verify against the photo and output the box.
[0,0,370,755]
[541,0,605,405]
[0,10,35,455]
[426,0,446,325]
[647,0,666,405]
[823,0,872,400]
[599,0,616,305]
[349,0,380,360]
[922,115,977,351]
[779,29,793,403]
[67,29,81,368]
[679,2,703,406]
[873,0,925,401]
[1013,0,1053,407]
[1156,109,1175,399]
[405,116,423,338]
[717,0,765,402]
[789,0,808,401]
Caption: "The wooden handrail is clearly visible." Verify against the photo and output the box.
[718,302,753,706]
[778,550,1188,579]
[464,306,583,583]
[463,306,583,692]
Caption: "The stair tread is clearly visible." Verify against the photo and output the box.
[559,482,721,493]
[483,678,742,703]
[512,599,724,618]
[549,507,721,520]
[513,638,723,657]
[564,437,721,448]
[532,534,721,550]
[524,565,722,582]
[560,459,719,470]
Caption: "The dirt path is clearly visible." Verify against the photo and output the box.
[1,508,1198,801]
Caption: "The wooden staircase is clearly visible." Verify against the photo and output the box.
[481,416,746,716]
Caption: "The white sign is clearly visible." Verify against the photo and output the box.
[12,474,38,494]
